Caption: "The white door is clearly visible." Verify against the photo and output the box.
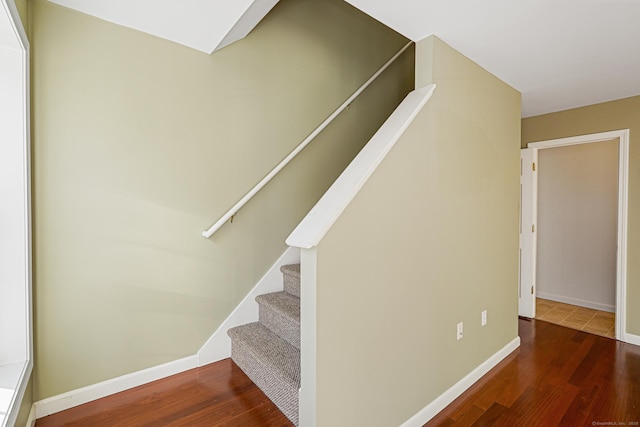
[519,148,537,318]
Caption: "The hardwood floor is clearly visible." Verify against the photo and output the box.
[425,318,640,426]
[35,358,293,427]
[36,319,640,426]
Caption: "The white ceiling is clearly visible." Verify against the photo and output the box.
[0,0,23,50]
[345,0,640,117]
[47,0,279,54]
[43,0,640,117]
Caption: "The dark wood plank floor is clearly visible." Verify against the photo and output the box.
[35,358,293,427]
[36,319,640,426]
[426,318,640,426]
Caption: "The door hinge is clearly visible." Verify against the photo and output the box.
[532,224,535,233]
[531,286,534,295]
[532,162,536,171]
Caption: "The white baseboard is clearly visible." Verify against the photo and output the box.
[25,404,36,427]
[197,246,300,366]
[623,332,640,347]
[400,336,521,427]
[537,292,615,313]
[33,246,301,420]
[34,355,197,419]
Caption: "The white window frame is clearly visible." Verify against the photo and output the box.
[0,0,32,426]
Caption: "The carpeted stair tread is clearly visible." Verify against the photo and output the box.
[228,322,300,424]
[228,322,300,385]
[280,263,300,279]
[256,291,300,349]
[256,292,300,322]
[280,264,300,298]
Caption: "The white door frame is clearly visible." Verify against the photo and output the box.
[525,129,629,342]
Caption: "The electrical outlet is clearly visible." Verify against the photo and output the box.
[481,310,487,326]
[457,322,463,340]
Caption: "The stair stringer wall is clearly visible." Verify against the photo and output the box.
[197,246,299,366]
[290,84,436,426]
[291,36,522,426]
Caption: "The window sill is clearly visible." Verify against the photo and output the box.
[0,360,31,427]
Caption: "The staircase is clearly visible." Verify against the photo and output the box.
[228,263,301,425]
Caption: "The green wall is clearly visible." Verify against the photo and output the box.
[522,96,640,337]
[312,36,521,425]
[14,0,28,32]
[30,0,413,400]
[14,377,33,427]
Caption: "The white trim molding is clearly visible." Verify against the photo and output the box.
[623,333,640,347]
[34,356,198,419]
[34,246,301,419]
[0,0,32,426]
[528,129,629,344]
[297,248,318,426]
[25,404,36,427]
[287,84,435,249]
[197,246,300,365]
[400,337,521,426]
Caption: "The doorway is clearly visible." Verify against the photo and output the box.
[519,130,629,342]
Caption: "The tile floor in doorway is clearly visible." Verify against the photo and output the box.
[536,298,615,339]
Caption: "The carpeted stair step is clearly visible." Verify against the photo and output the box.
[228,322,300,425]
[281,264,300,298]
[256,291,300,350]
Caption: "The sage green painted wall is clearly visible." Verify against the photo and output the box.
[30,0,414,400]
[522,96,640,336]
[14,376,33,427]
[14,0,28,33]
[313,36,520,426]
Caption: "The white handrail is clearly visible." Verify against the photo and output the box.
[202,41,413,238]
